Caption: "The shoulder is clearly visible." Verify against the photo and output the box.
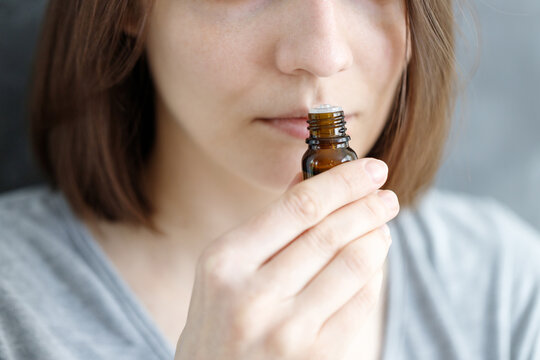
[397,187,540,275]
[0,185,71,251]
[0,185,84,282]
[392,188,540,358]
[0,187,167,359]
[0,185,65,227]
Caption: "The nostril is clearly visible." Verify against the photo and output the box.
[273,3,354,77]
[275,38,353,77]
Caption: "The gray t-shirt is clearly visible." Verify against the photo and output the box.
[0,186,539,360]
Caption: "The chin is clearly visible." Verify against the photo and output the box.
[239,158,301,193]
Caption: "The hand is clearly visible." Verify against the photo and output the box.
[174,158,399,360]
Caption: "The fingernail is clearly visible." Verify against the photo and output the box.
[378,190,398,212]
[365,160,387,183]
[381,224,391,237]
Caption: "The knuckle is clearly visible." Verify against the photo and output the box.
[356,272,384,309]
[340,242,375,275]
[241,284,272,315]
[198,247,235,288]
[265,320,301,357]
[305,222,340,258]
[227,286,271,344]
[334,169,360,198]
[230,310,257,343]
[283,188,321,223]
[362,194,387,221]
[355,285,380,311]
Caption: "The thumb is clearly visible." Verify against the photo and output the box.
[286,171,304,191]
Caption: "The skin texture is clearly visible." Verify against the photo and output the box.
[143,0,410,197]
[87,0,410,358]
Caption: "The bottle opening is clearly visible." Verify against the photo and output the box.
[306,104,349,145]
[309,104,343,114]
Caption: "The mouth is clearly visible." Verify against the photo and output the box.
[256,113,357,140]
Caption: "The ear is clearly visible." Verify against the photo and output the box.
[403,2,412,65]
[123,21,139,38]
[122,1,146,37]
[406,30,412,64]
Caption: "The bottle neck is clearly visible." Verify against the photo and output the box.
[305,110,351,149]
[307,141,350,150]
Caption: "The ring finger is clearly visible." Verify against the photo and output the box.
[255,190,398,299]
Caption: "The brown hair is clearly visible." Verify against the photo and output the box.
[30,0,457,228]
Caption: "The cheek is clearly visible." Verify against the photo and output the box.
[363,4,407,105]
[345,0,407,89]
[359,24,406,95]
[180,34,251,97]
[347,20,407,154]
[146,5,258,115]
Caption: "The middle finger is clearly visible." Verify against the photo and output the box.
[255,189,399,299]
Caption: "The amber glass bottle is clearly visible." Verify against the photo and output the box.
[302,104,358,180]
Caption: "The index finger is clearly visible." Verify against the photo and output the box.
[226,157,389,267]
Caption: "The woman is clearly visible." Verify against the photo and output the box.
[1,0,539,359]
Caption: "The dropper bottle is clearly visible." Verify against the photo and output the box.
[302,104,358,180]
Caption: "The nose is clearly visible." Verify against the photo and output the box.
[274,0,354,78]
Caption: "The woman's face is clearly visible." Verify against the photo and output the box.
[145,0,409,191]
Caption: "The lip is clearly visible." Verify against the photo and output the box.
[257,113,356,140]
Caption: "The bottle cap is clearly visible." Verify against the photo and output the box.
[308,104,343,114]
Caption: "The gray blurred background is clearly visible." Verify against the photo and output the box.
[435,0,540,230]
[1,0,539,230]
